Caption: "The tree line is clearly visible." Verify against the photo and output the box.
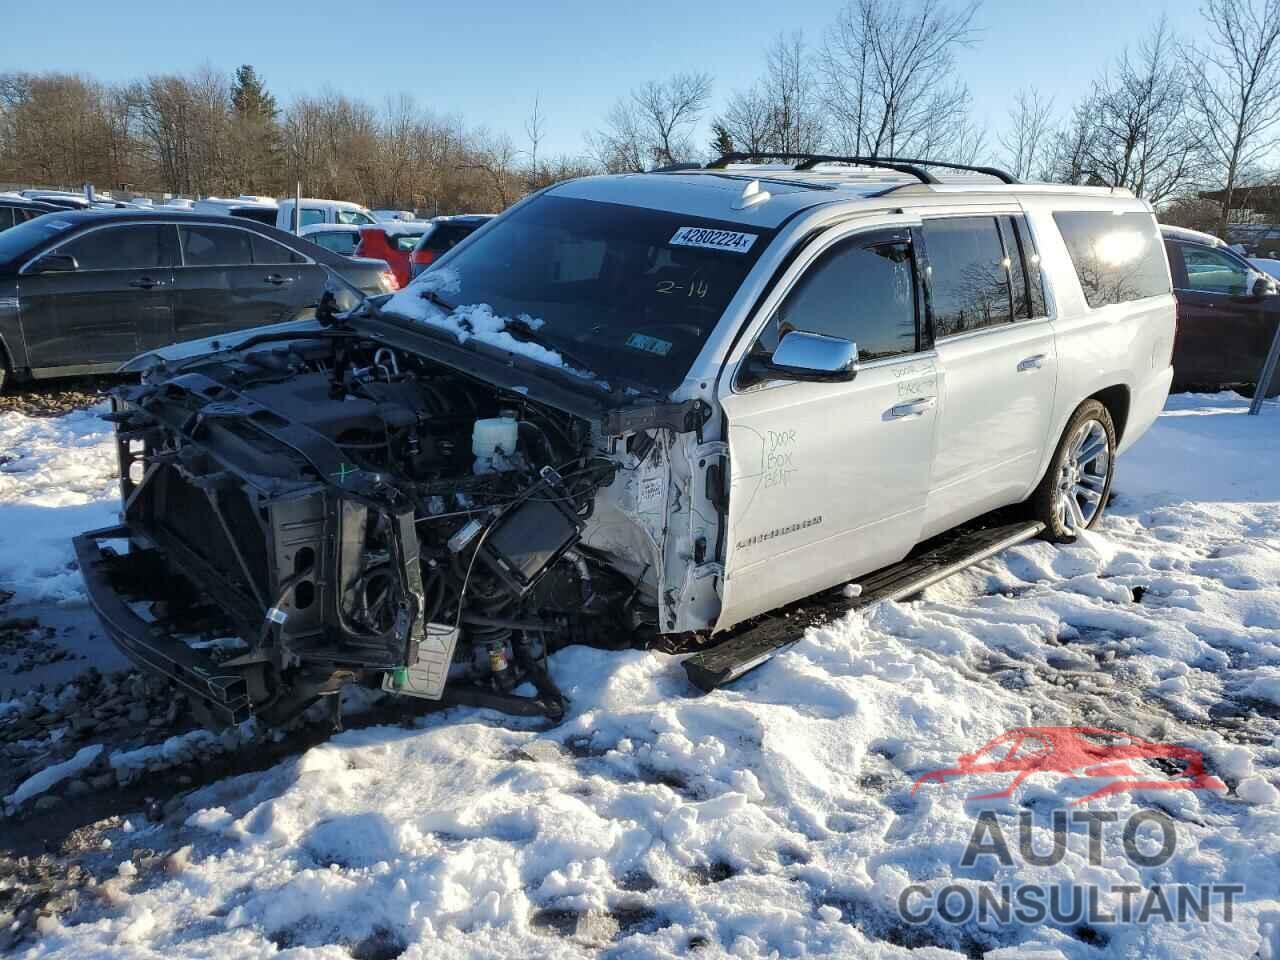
[3,0,1280,233]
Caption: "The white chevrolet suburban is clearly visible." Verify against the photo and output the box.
[77,155,1175,725]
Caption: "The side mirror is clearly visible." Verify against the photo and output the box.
[29,253,79,274]
[763,330,860,382]
[1253,276,1275,298]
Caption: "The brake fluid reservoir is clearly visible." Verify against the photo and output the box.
[472,414,519,471]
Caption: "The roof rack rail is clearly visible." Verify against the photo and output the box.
[706,152,1019,185]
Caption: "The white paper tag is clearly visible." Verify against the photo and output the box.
[670,226,758,254]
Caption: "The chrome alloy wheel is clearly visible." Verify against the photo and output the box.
[1055,419,1111,532]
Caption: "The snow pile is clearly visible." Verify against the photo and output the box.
[13,393,1280,959]
[6,743,103,805]
[0,405,118,606]
[383,269,593,377]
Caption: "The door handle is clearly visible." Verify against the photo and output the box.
[1017,354,1046,371]
[889,397,936,418]
[128,277,161,290]
[264,274,294,285]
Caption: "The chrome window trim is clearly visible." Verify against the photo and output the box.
[18,220,315,275]
[933,314,1055,346]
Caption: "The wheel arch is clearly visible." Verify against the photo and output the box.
[1088,384,1131,446]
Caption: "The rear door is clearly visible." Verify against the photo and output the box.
[19,223,177,369]
[716,221,939,629]
[166,223,311,346]
[921,214,1058,538]
[1165,240,1270,388]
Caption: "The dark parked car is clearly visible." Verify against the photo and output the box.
[1162,224,1280,396]
[0,210,397,390]
[408,214,493,279]
[0,197,59,232]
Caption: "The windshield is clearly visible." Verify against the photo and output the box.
[0,214,77,267]
[382,195,774,392]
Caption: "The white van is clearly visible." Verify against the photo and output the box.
[192,196,377,232]
[276,198,377,232]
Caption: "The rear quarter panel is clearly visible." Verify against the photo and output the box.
[1020,196,1175,468]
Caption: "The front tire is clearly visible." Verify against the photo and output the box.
[1031,400,1116,543]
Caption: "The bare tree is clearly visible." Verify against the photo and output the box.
[1187,0,1280,235]
[999,87,1054,180]
[524,95,545,171]
[819,0,981,158]
[712,83,774,158]
[591,72,712,170]
[1088,21,1203,202]
[763,33,825,153]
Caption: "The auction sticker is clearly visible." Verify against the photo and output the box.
[670,226,758,253]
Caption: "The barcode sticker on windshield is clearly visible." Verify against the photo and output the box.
[670,226,758,254]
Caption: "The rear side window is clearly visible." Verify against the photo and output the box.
[1053,211,1169,308]
[998,216,1048,319]
[923,217,1012,336]
[762,230,919,361]
[58,225,176,270]
[425,224,472,252]
[310,231,359,255]
[179,225,252,266]
[0,208,13,231]
[252,234,305,265]
[300,208,327,228]
[393,233,422,252]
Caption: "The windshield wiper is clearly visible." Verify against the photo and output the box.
[420,289,456,313]
[504,317,598,375]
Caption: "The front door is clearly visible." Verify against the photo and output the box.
[716,223,938,630]
[1165,239,1274,389]
[920,215,1058,536]
[19,223,177,369]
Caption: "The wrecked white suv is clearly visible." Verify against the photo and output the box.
[75,155,1175,726]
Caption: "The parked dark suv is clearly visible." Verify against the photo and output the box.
[1161,224,1280,396]
[0,210,396,390]
[408,214,493,279]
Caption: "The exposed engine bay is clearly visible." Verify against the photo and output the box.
[78,325,726,726]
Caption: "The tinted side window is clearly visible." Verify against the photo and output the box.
[0,208,13,231]
[764,232,919,361]
[252,234,305,265]
[1053,211,1169,308]
[300,208,327,228]
[310,231,358,255]
[923,217,1012,337]
[58,225,173,270]
[179,225,252,266]
[1179,244,1252,295]
[998,215,1048,320]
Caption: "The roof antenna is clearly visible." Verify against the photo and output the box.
[732,179,771,210]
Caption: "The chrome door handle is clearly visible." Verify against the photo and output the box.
[1017,354,1046,371]
[264,274,294,285]
[889,397,936,418]
[128,277,160,290]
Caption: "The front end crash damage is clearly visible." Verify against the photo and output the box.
[75,328,723,726]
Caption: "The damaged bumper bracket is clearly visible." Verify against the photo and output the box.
[73,525,253,724]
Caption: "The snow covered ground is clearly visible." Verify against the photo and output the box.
[4,392,1280,959]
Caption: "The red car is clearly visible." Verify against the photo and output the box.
[912,726,1226,805]
[354,224,429,289]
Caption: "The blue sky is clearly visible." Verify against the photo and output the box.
[6,0,1202,159]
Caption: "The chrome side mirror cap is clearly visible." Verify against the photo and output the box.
[766,330,860,382]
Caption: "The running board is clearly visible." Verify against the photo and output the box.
[683,520,1044,692]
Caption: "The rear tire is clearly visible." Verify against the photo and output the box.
[1030,400,1116,543]
[0,348,8,393]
